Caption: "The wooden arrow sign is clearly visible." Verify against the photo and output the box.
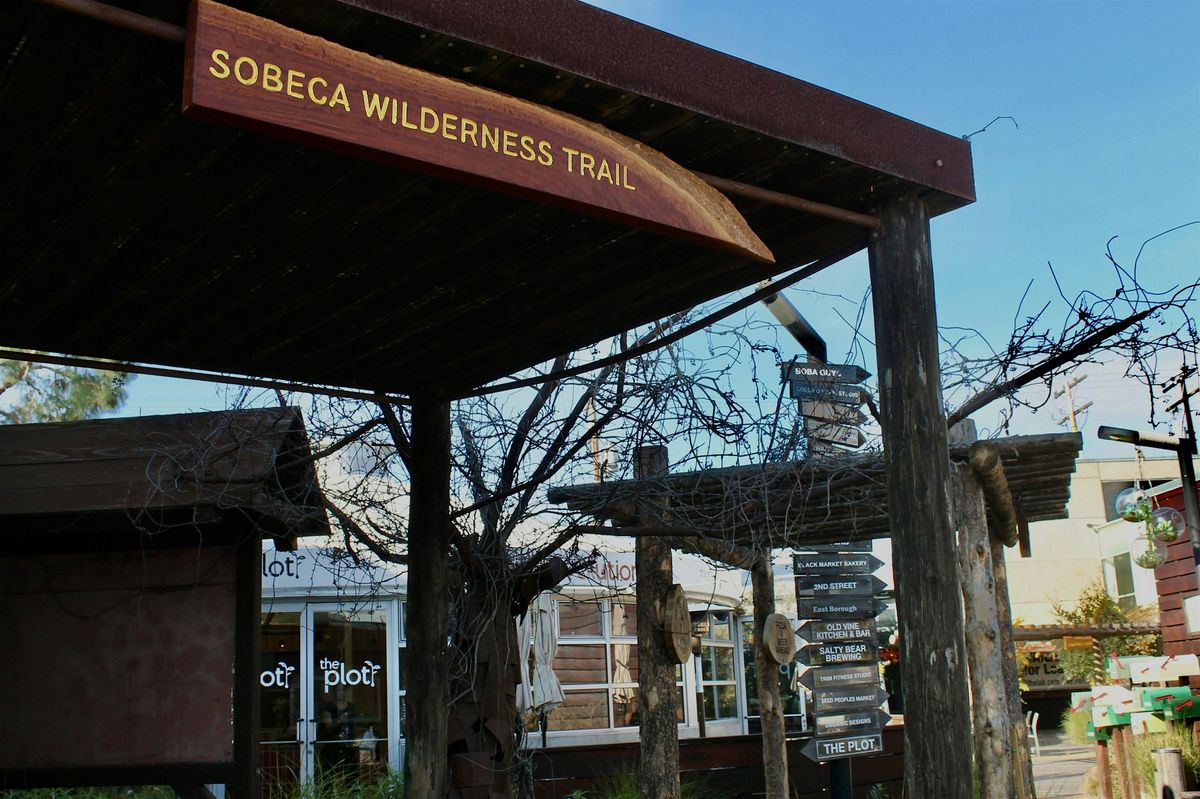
[814,709,892,738]
[795,575,887,597]
[799,663,881,691]
[798,618,878,644]
[804,418,865,449]
[788,381,868,406]
[811,685,890,715]
[782,363,871,384]
[801,732,884,762]
[793,553,883,576]
[800,401,868,426]
[798,640,879,666]
[796,597,889,620]
[801,540,874,554]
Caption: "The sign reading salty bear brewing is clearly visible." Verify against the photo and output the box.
[183,0,772,263]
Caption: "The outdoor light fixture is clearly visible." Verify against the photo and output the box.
[758,279,827,364]
[1098,425,1191,451]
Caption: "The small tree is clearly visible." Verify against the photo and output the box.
[1051,580,1160,685]
[0,359,131,424]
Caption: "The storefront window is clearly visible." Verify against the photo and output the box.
[741,618,804,731]
[698,610,738,721]
[547,596,685,733]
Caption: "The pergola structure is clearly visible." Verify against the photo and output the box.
[2,1,977,796]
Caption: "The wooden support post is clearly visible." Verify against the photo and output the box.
[1111,725,1134,799]
[868,193,973,797]
[231,535,262,799]
[953,464,1015,799]
[1154,747,1186,798]
[1120,726,1141,799]
[635,445,680,799]
[405,393,452,799]
[989,531,1035,796]
[753,554,789,799]
[1095,740,1114,799]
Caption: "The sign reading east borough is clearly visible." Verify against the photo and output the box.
[183,0,772,263]
[796,597,888,620]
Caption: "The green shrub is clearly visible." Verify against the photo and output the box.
[1061,705,1092,746]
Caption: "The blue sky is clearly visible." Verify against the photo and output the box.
[123,0,1199,459]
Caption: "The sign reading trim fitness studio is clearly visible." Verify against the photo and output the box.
[183,0,773,263]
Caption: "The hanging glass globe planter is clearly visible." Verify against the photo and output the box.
[1115,487,1150,522]
[1133,544,1166,569]
[1149,507,1185,543]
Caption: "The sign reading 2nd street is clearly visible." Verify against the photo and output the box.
[798,618,877,643]
[782,363,871,384]
[799,641,879,666]
[799,663,880,691]
[797,597,888,620]
[795,575,886,597]
[802,732,884,762]
[793,553,883,575]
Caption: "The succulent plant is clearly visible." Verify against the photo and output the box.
[1134,545,1166,569]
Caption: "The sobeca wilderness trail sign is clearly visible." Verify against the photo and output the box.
[183,0,773,263]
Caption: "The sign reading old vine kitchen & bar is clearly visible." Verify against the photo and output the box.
[183,0,772,263]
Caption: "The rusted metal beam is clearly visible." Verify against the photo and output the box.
[35,0,185,42]
[696,172,881,229]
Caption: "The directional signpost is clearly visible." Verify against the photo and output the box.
[793,544,890,796]
[781,359,871,455]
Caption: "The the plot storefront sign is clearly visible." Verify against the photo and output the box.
[183,0,772,262]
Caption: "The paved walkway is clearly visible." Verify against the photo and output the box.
[1032,729,1095,798]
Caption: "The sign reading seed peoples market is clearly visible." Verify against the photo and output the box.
[183,0,772,263]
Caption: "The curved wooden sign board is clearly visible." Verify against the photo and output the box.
[662,584,692,665]
[763,612,797,665]
[184,0,773,263]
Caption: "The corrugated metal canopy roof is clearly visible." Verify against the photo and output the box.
[548,433,1082,547]
[0,0,973,396]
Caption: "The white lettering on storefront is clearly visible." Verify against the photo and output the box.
[319,658,382,692]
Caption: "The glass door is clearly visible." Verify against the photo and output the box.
[260,609,308,787]
[311,607,390,780]
[260,603,393,788]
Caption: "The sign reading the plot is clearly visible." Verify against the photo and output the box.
[801,732,884,762]
[183,0,773,262]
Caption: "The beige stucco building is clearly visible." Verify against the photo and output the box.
[1005,455,1192,623]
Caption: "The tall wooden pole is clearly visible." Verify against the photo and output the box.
[635,445,680,799]
[752,554,789,799]
[953,464,1015,799]
[989,534,1036,797]
[405,393,452,799]
[231,534,262,799]
[868,193,973,797]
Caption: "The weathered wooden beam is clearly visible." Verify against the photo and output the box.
[232,535,262,799]
[954,464,1015,799]
[635,445,680,799]
[404,393,451,799]
[969,441,1020,547]
[867,193,973,797]
[752,556,789,799]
